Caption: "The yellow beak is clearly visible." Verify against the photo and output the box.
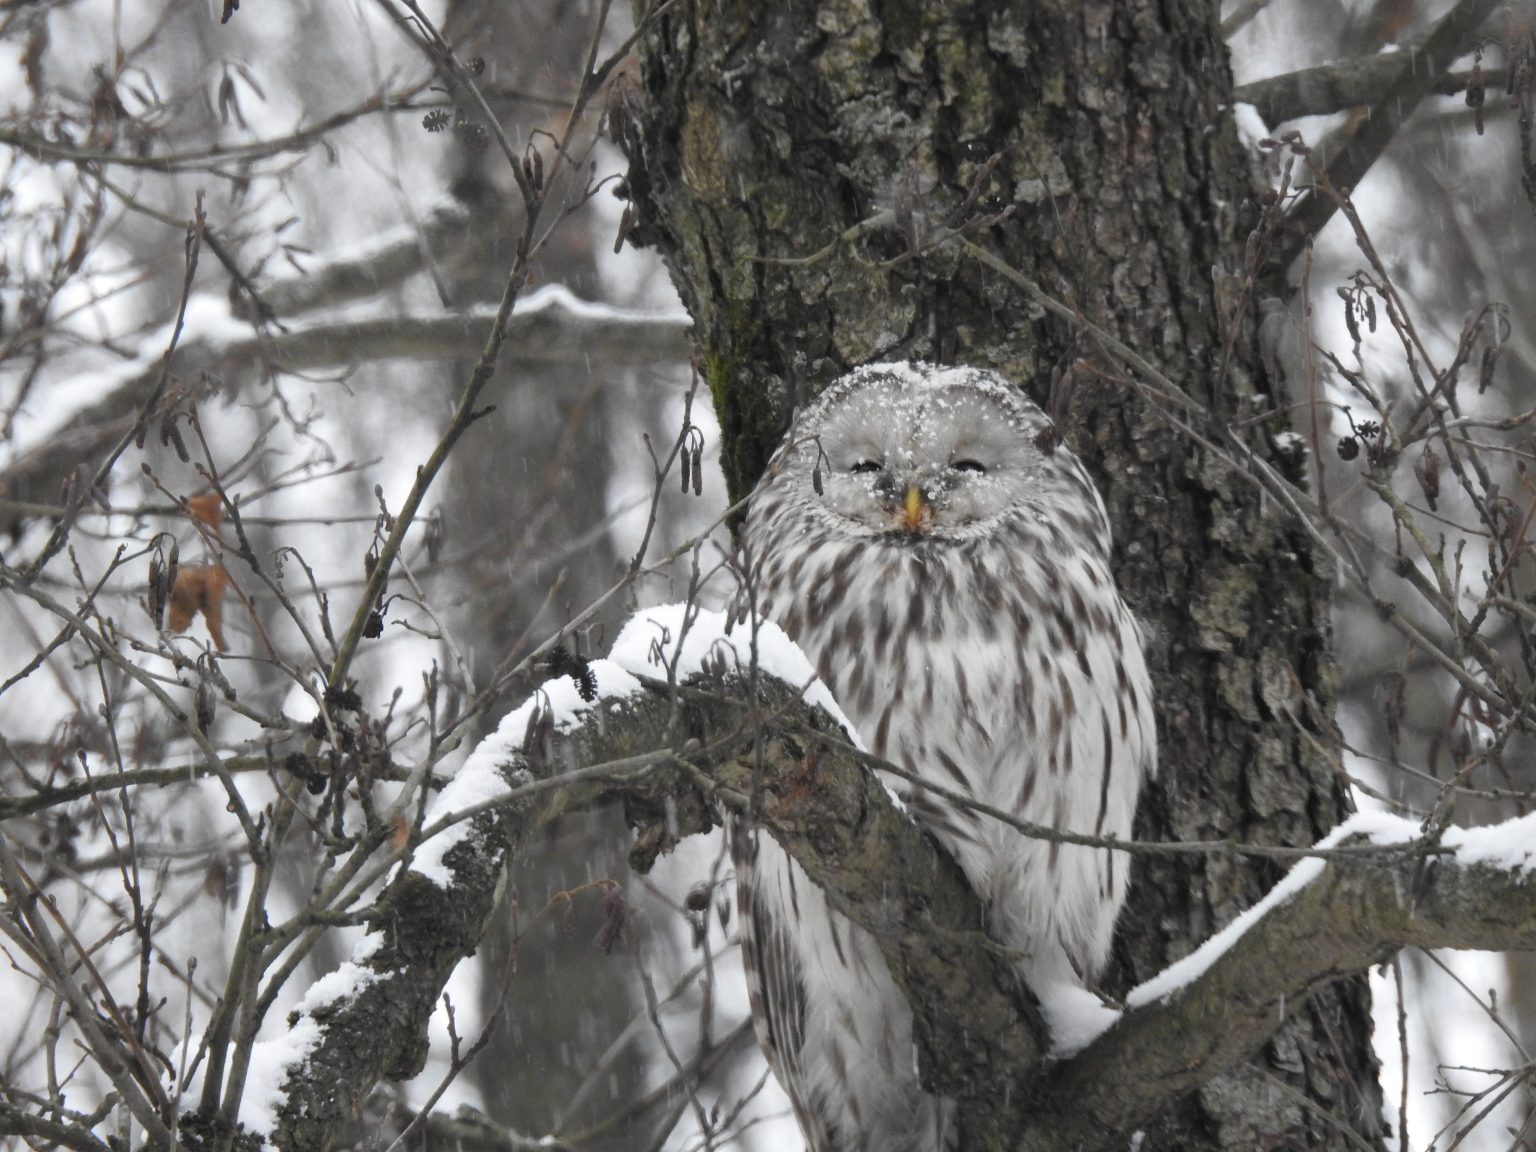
[902,486,927,532]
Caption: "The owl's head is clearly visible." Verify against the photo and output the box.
[765,361,1097,543]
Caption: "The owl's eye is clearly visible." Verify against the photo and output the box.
[952,459,988,475]
[849,460,883,475]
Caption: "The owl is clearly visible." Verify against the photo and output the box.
[733,362,1156,1152]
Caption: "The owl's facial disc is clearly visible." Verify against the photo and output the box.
[803,378,1039,540]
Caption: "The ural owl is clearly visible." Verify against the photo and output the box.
[734,362,1156,1151]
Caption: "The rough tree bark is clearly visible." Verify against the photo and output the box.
[621,2,1382,1148]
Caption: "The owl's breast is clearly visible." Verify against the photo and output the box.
[759,534,1153,821]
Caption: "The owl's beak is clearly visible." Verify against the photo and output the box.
[901,485,929,533]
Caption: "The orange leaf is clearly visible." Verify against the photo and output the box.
[389,814,411,852]
[168,564,231,651]
[185,492,224,534]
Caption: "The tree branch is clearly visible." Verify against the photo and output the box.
[1235,62,1496,126]
[1020,821,1536,1150]
[0,291,689,542]
[258,629,1037,1152]
[1277,0,1501,267]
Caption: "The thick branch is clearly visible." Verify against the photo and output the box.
[262,804,532,1151]
[1019,827,1536,1151]
[1278,0,1500,265]
[264,665,1037,1152]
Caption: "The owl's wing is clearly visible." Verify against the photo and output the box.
[732,818,835,1152]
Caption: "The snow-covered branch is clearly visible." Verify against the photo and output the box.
[1018,812,1536,1151]
[0,287,689,542]
[250,604,1038,1151]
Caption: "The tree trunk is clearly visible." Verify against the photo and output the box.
[623,1,1383,1147]
[439,2,651,1141]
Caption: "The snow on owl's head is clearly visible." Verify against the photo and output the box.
[776,361,1088,543]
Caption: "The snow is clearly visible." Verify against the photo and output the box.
[293,960,383,1016]
[1045,810,1430,1053]
[3,291,255,459]
[1126,810,1419,1011]
[237,1016,322,1136]
[1442,811,1536,874]
[606,603,859,744]
[404,603,1536,1073]
[411,657,644,887]
[1039,982,1122,1058]
[1230,101,1270,147]
[515,282,689,325]
[269,215,438,280]
[409,603,854,890]
[1038,807,1536,1056]
[2,283,688,465]
[1272,430,1306,453]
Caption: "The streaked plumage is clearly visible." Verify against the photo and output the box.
[734,362,1156,1151]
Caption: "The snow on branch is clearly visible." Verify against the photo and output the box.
[1016,810,1536,1151]
[1231,0,1499,130]
[0,286,690,541]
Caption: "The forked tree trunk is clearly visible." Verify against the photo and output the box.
[623,2,1383,1148]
